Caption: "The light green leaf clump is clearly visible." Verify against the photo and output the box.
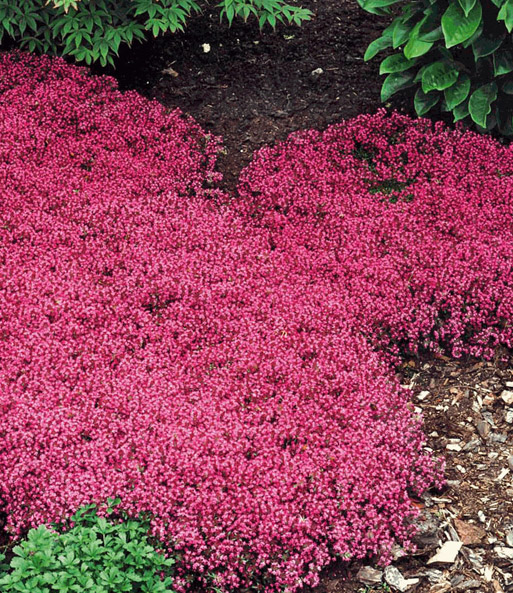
[0,500,176,593]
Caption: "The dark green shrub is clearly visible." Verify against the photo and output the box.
[0,0,312,67]
[0,501,176,593]
[358,0,513,135]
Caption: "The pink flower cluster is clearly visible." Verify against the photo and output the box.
[5,50,510,593]
[237,111,513,359]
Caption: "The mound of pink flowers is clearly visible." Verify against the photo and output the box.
[2,50,511,593]
[237,112,513,359]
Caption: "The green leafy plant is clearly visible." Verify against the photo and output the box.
[357,0,513,135]
[0,0,312,67]
[0,499,176,593]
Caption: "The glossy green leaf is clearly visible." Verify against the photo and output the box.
[414,88,440,116]
[453,100,470,121]
[444,73,471,109]
[502,80,513,94]
[404,37,433,59]
[404,18,433,58]
[392,18,413,48]
[362,0,403,8]
[364,33,392,61]
[380,71,415,101]
[494,49,513,76]
[379,53,416,73]
[457,0,477,16]
[418,26,443,43]
[472,35,504,60]
[498,0,513,33]
[421,61,459,93]
[468,82,498,127]
[442,0,482,48]
[357,0,402,15]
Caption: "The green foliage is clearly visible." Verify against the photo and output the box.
[0,0,312,68]
[358,0,513,135]
[0,500,176,593]
[0,551,8,573]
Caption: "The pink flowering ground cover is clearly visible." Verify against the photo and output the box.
[237,111,513,360]
[0,51,511,592]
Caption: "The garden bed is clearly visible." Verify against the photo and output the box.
[1,0,513,592]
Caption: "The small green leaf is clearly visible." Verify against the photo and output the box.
[472,35,504,60]
[404,36,433,59]
[83,16,94,33]
[494,49,513,76]
[11,556,29,569]
[379,53,416,73]
[421,61,459,93]
[358,0,402,15]
[468,82,498,127]
[502,80,513,94]
[2,18,14,36]
[457,0,477,16]
[403,18,433,58]
[444,73,471,109]
[361,0,403,8]
[498,0,513,33]
[62,20,75,37]
[226,3,235,23]
[418,26,443,43]
[18,17,27,35]
[453,100,470,122]
[414,88,440,116]
[442,0,482,48]
[380,70,415,101]
[364,34,392,61]
[392,18,413,48]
